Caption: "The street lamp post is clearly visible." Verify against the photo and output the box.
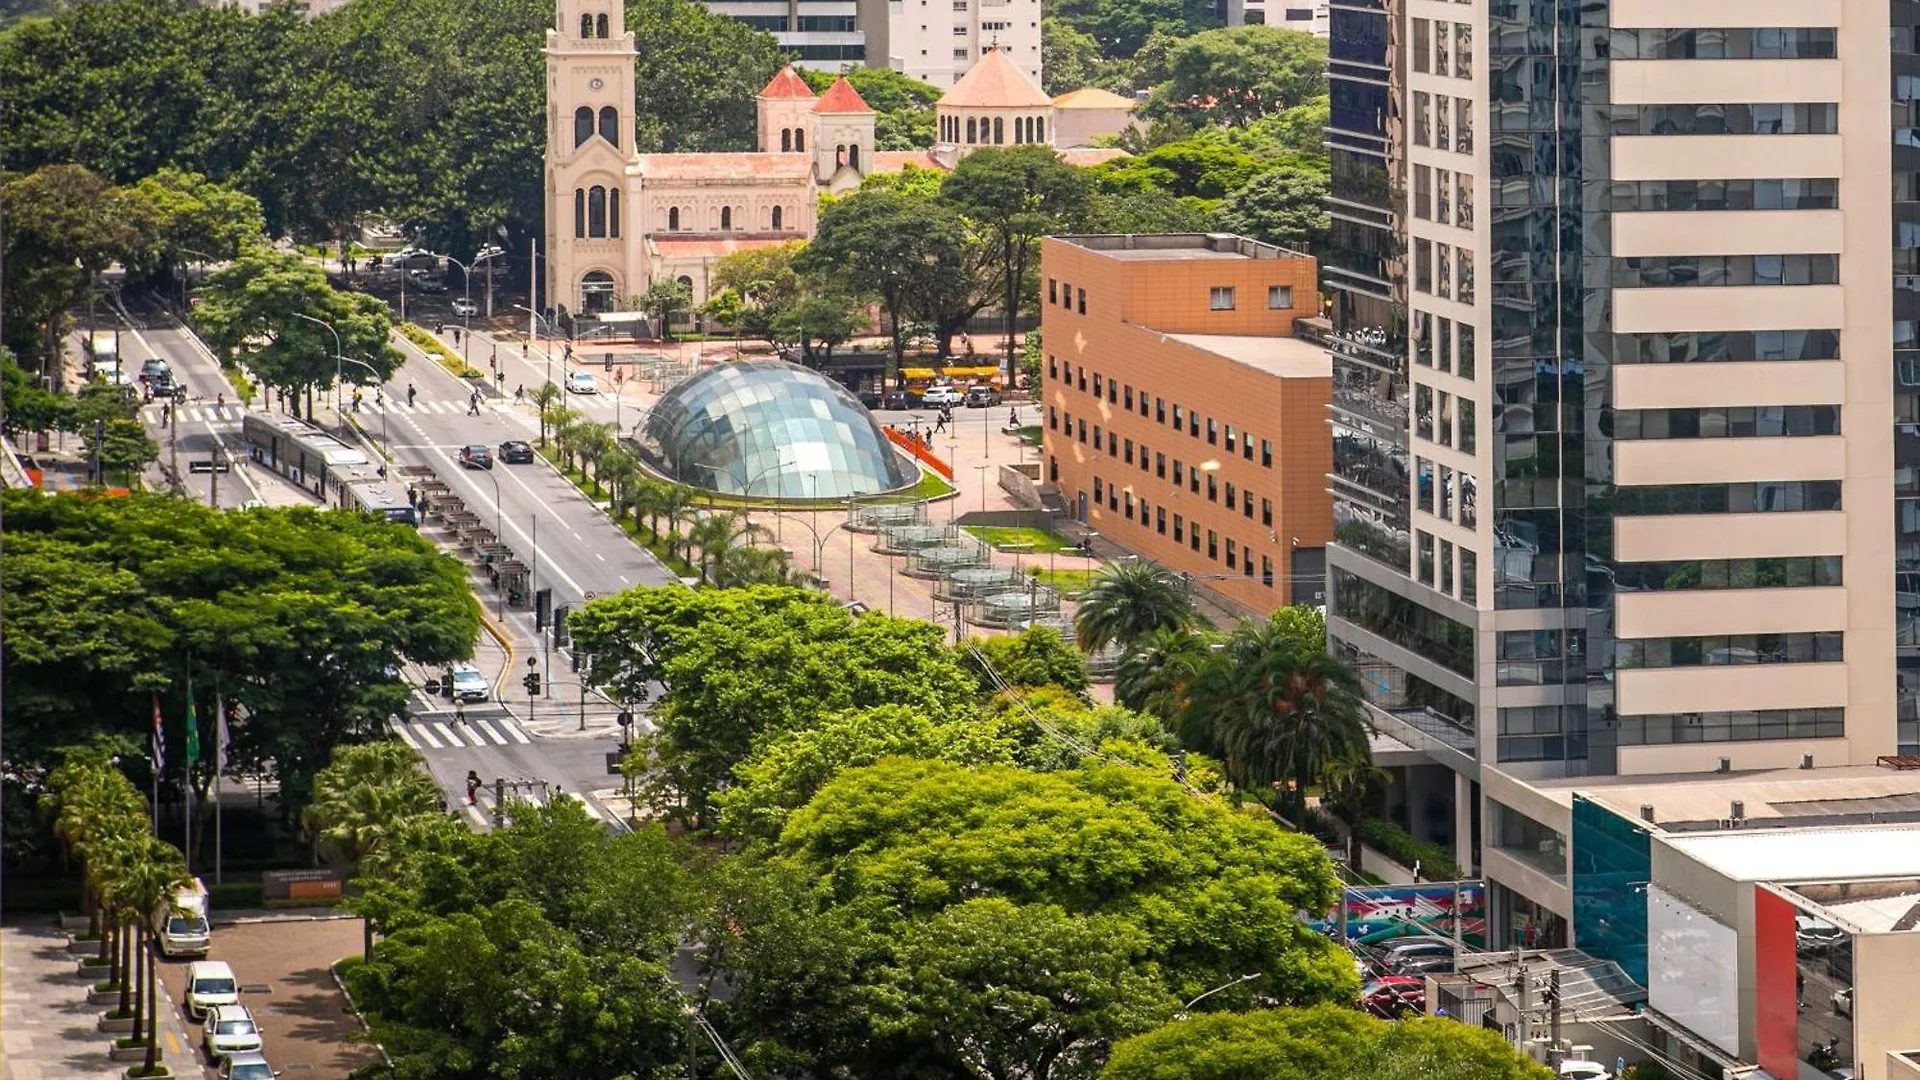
[292,312,344,427]
[446,245,505,368]
[514,303,559,395]
[473,466,505,619]
[332,354,387,448]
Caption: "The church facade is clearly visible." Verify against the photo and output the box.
[542,0,1125,320]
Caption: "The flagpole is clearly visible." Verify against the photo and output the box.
[184,678,194,873]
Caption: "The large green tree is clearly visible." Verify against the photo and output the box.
[801,189,969,378]
[568,586,977,823]
[1,491,480,813]
[1147,26,1328,128]
[940,146,1091,372]
[1103,1007,1552,1080]
[1212,167,1332,254]
[799,67,941,149]
[193,246,399,415]
[715,757,1355,1076]
[1073,560,1199,654]
[0,164,153,374]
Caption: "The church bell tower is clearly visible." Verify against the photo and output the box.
[544,0,637,317]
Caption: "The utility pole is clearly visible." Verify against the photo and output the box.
[577,652,593,732]
[1547,969,1564,1067]
[493,777,506,827]
[1514,952,1530,1052]
[169,399,179,486]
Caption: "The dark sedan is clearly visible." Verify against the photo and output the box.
[458,444,494,470]
[498,440,535,464]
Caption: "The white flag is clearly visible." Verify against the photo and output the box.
[216,693,232,772]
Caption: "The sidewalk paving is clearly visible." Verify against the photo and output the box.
[2,922,181,1080]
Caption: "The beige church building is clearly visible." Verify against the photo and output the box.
[542,0,1125,318]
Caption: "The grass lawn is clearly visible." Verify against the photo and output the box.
[1018,425,1042,446]
[964,525,1077,553]
[1027,568,1099,597]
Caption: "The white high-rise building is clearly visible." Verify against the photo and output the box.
[869,0,1041,89]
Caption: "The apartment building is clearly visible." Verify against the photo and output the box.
[1225,0,1328,36]
[870,0,1042,88]
[1038,234,1332,615]
[703,0,869,68]
[1323,0,1907,916]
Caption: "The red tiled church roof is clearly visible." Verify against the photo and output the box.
[759,65,815,100]
[813,76,874,114]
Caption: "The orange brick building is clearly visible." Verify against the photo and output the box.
[1039,234,1332,614]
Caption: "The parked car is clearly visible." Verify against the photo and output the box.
[451,297,478,317]
[449,662,489,703]
[1832,986,1853,1017]
[1559,1061,1612,1080]
[881,390,912,410]
[458,444,494,470]
[498,440,535,464]
[1797,915,1844,955]
[184,959,241,1022]
[921,385,964,408]
[1394,953,1456,976]
[221,1050,276,1080]
[202,1004,263,1062]
[1361,976,1425,1018]
[1376,938,1454,966]
[141,359,170,381]
[405,268,447,293]
[567,370,598,394]
[386,248,438,270]
[99,366,132,387]
[963,385,1001,407]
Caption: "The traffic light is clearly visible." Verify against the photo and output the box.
[523,671,542,696]
[553,603,571,647]
[534,588,553,630]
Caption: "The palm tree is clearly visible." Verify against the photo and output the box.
[712,543,793,587]
[1113,627,1214,719]
[656,485,697,560]
[599,447,640,520]
[687,511,757,582]
[1178,620,1373,816]
[302,742,440,958]
[109,835,189,1073]
[573,423,615,496]
[1320,753,1388,866]
[1072,560,1199,654]
[530,382,565,448]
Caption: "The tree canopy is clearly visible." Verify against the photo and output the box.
[1,491,480,811]
[1103,1007,1553,1080]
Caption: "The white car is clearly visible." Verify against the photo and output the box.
[1832,986,1853,1017]
[921,386,964,407]
[451,298,478,318]
[449,662,489,703]
[1559,1061,1612,1080]
[184,960,241,1021]
[202,1004,263,1061]
[567,371,598,394]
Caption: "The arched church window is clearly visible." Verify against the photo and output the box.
[668,207,680,230]
[595,12,609,36]
[966,117,976,143]
[1035,117,1045,143]
[588,185,607,238]
[781,128,792,152]
[721,206,732,230]
[609,188,620,238]
[598,106,619,146]
[580,13,592,37]
[993,117,1003,144]
[574,106,594,147]
[574,189,586,238]
[795,128,805,151]
[848,144,860,171]
[772,206,783,230]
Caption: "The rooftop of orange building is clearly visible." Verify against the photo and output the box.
[1158,333,1331,380]
[1053,232,1311,262]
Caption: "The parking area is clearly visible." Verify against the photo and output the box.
[157,917,379,1080]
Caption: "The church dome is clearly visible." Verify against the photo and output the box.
[642,361,919,500]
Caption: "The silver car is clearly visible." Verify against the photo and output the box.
[202,1004,263,1062]
[221,1050,276,1080]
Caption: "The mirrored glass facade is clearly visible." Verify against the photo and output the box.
[1571,794,1651,986]
[643,361,918,499]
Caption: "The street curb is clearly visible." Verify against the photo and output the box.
[210,910,356,927]
[330,959,395,1071]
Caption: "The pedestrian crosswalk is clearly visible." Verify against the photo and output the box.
[391,713,534,750]
[464,786,612,827]
[140,399,511,426]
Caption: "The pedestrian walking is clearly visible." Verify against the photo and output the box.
[352,389,363,413]
[466,770,481,804]
[515,384,525,402]
[406,382,417,406]
[467,391,482,416]
[521,342,529,359]
[160,403,171,424]
[933,412,947,434]
[453,327,462,347]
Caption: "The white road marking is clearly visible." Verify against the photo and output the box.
[596,552,606,561]
[472,719,510,746]
[465,803,489,828]
[413,723,444,749]
[394,725,422,750]
[500,718,532,744]
[430,721,462,747]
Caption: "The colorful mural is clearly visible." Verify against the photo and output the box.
[1310,882,1489,949]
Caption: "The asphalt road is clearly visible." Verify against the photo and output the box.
[115,312,281,509]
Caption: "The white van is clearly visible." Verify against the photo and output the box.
[185,960,241,1021]
[152,878,211,958]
